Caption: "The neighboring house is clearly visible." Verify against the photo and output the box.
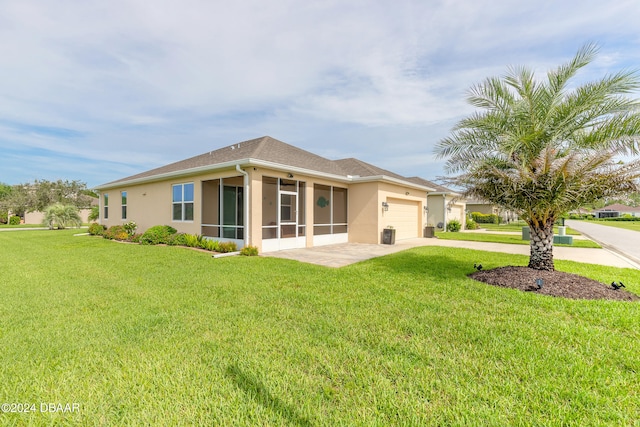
[94,136,437,252]
[466,199,518,223]
[406,177,466,231]
[592,203,640,218]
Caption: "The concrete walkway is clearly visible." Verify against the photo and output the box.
[264,237,640,269]
[566,220,640,266]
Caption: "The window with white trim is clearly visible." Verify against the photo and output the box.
[172,183,194,221]
[103,193,109,219]
[121,191,127,220]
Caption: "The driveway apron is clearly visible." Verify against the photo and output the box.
[566,219,640,266]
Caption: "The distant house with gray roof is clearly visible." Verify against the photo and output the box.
[593,203,640,218]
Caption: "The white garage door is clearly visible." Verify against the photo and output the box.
[387,198,420,240]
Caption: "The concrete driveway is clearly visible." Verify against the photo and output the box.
[264,236,640,269]
[566,219,640,266]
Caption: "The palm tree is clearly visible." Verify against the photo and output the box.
[42,203,82,230]
[436,44,640,270]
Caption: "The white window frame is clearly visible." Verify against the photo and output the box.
[121,191,127,220]
[172,183,194,222]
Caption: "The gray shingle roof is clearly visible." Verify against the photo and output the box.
[101,136,345,186]
[97,136,434,189]
[405,176,458,194]
[334,158,409,180]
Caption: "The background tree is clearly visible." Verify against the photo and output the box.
[2,179,95,216]
[42,203,82,229]
[436,44,640,270]
[0,182,12,223]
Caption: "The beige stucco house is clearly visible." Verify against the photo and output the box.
[593,203,640,218]
[466,199,519,223]
[406,177,466,231]
[95,136,438,252]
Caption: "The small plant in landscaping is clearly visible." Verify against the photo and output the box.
[446,219,462,232]
[240,245,259,256]
[9,215,21,225]
[123,221,137,235]
[218,241,238,253]
[183,233,200,247]
[465,219,478,230]
[200,238,220,252]
[88,222,106,236]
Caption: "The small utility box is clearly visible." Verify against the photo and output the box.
[554,235,573,245]
[557,226,567,236]
[522,226,530,241]
[382,228,396,245]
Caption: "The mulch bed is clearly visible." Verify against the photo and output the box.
[469,266,639,301]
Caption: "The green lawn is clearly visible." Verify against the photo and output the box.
[480,221,581,235]
[1,230,638,425]
[0,223,48,229]
[579,219,640,232]
[436,231,601,248]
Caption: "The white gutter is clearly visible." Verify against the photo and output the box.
[235,164,250,248]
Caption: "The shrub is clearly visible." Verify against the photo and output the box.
[123,221,137,235]
[0,211,7,224]
[166,233,188,246]
[9,215,21,225]
[465,219,478,230]
[139,225,177,245]
[129,233,143,243]
[446,219,462,232]
[88,223,106,236]
[240,245,259,256]
[471,212,500,224]
[218,241,238,253]
[42,203,82,229]
[104,225,128,241]
[600,216,640,222]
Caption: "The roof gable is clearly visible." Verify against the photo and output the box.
[334,158,407,180]
[406,176,458,194]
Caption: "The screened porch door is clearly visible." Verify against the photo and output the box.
[261,177,306,252]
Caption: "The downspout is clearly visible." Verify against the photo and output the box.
[236,164,250,248]
[443,194,447,232]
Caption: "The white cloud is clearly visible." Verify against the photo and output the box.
[1,0,640,186]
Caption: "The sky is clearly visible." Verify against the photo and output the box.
[1,0,640,188]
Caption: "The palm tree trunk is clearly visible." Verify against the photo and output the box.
[528,219,555,271]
